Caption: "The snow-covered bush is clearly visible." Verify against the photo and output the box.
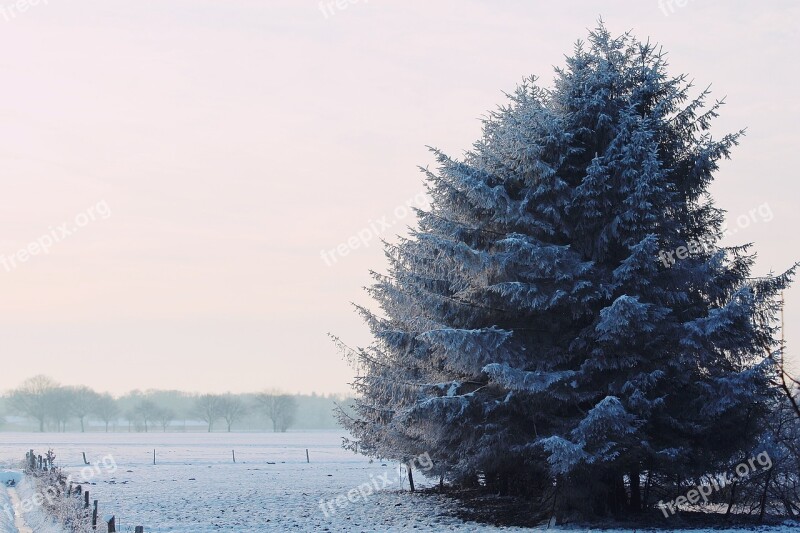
[23,452,94,533]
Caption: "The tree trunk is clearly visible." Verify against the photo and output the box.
[759,468,773,522]
[725,481,738,518]
[407,463,415,493]
[629,469,641,513]
[606,473,626,516]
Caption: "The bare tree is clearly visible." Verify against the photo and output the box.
[255,392,297,432]
[92,393,120,432]
[47,387,74,432]
[6,375,59,432]
[123,410,137,432]
[194,394,222,432]
[133,399,159,433]
[218,394,247,432]
[155,406,175,432]
[68,386,101,432]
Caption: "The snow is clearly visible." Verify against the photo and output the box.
[0,467,63,533]
[0,432,796,532]
[13,476,64,533]
[0,475,15,533]
[0,431,457,532]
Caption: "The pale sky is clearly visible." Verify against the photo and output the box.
[0,0,797,395]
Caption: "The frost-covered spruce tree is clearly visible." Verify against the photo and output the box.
[337,23,795,518]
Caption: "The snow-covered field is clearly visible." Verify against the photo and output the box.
[0,431,797,532]
[0,431,464,532]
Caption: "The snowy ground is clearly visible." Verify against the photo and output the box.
[0,466,65,533]
[0,431,798,532]
[0,471,16,533]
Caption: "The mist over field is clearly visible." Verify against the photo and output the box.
[0,377,353,433]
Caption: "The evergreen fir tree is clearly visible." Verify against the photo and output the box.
[337,22,795,518]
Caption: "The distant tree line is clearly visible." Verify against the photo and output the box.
[0,375,354,433]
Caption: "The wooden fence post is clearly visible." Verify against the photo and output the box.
[306,449,310,463]
[106,516,115,532]
[92,500,98,528]
[84,490,90,509]
[135,527,144,533]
